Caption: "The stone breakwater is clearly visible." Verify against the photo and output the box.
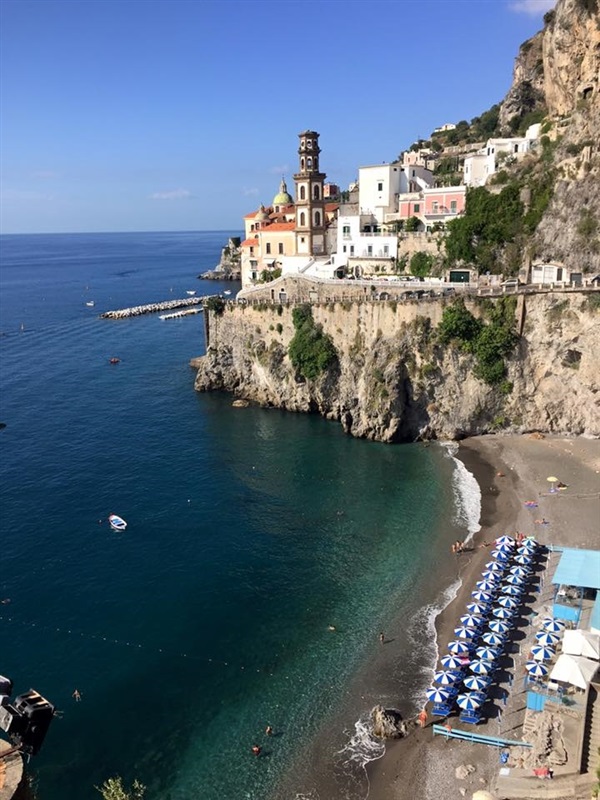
[100,297,210,319]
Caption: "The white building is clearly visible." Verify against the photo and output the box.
[463,124,541,187]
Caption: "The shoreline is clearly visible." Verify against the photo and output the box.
[365,432,600,800]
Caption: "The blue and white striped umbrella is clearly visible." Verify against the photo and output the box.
[491,549,511,561]
[495,536,515,545]
[476,580,497,592]
[454,626,478,639]
[456,691,485,711]
[505,574,526,585]
[482,631,505,646]
[469,659,495,675]
[514,554,533,565]
[497,596,518,609]
[434,668,463,685]
[485,561,505,572]
[471,590,493,602]
[475,645,500,661]
[493,606,516,619]
[526,660,549,677]
[494,542,514,553]
[536,631,560,646]
[501,585,522,596]
[542,618,566,633]
[463,674,491,691]
[531,644,556,661]
[482,570,502,581]
[448,639,472,654]
[440,654,466,669]
[467,601,491,615]
[488,619,511,633]
[460,614,482,627]
[426,686,453,703]
[517,543,536,554]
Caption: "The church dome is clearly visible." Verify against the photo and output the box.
[255,204,269,221]
[273,177,293,207]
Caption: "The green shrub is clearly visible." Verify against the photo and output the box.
[288,304,338,380]
[276,322,283,334]
[410,251,434,278]
[96,777,145,800]
[204,296,225,315]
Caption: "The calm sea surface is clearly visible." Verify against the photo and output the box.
[0,232,477,799]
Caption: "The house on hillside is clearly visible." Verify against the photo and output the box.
[463,124,541,187]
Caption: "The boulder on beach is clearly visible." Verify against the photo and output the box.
[455,763,476,780]
[370,705,411,739]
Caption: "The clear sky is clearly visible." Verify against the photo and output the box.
[0,0,556,234]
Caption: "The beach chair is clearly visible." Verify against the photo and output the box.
[431,703,452,717]
[459,710,482,724]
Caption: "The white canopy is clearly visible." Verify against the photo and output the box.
[562,629,600,660]
[550,654,598,690]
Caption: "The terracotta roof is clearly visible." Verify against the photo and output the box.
[244,211,259,219]
[262,222,295,232]
[325,203,339,212]
[241,238,259,247]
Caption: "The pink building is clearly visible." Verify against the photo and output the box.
[397,186,466,228]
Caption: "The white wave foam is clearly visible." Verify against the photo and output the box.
[337,714,386,772]
[442,441,481,542]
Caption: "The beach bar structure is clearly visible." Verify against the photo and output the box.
[551,548,600,628]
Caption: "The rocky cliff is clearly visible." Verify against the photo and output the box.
[193,293,600,442]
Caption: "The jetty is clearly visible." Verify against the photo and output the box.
[100,297,209,319]
[159,308,203,320]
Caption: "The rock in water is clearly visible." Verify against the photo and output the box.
[371,705,411,739]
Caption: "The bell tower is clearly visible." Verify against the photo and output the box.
[294,130,326,257]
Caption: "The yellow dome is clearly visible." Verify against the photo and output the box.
[273,177,293,207]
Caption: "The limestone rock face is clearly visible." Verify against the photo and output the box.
[192,294,600,443]
[499,31,546,131]
[370,705,411,739]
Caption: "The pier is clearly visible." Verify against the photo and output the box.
[100,296,209,319]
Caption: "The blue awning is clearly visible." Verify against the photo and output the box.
[552,548,600,590]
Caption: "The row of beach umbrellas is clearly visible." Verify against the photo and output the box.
[427,536,543,717]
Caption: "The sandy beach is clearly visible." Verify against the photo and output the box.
[366,433,600,800]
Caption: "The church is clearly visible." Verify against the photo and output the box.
[240,130,339,287]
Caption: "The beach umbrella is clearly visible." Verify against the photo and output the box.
[440,654,466,669]
[454,626,478,639]
[547,475,558,492]
[505,574,526,585]
[501,585,522,596]
[481,570,502,581]
[542,618,566,633]
[490,550,511,561]
[463,674,491,692]
[494,542,514,553]
[526,660,549,677]
[426,686,453,704]
[531,644,556,661]
[523,537,538,547]
[433,668,463,685]
[476,580,497,592]
[488,620,511,634]
[482,632,505,647]
[517,543,537,554]
[514,555,533,566]
[495,536,515,545]
[467,601,490,615]
[476,646,500,661]
[535,631,560,646]
[497,596,518,609]
[509,566,529,577]
[448,640,472,655]
[460,614,482,627]
[469,659,494,675]
[484,561,504,572]
[471,590,493,602]
[456,691,485,711]
[493,606,516,619]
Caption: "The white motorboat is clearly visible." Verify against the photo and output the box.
[86,301,95,307]
[108,514,127,531]
[186,290,196,296]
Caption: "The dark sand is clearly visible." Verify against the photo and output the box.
[365,434,600,800]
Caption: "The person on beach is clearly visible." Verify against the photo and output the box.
[252,744,261,756]
[379,632,385,644]
[418,709,427,728]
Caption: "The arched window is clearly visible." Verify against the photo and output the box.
[301,158,305,170]
[313,185,320,200]
[300,185,306,200]
[315,211,321,226]
[300,212,306,226]
[307,157,312,169]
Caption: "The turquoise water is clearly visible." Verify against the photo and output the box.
[0,233,473,799]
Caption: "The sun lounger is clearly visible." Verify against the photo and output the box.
[459,710,482,724]
[432,703,452,717]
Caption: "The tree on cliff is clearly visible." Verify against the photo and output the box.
[288,304,338,381]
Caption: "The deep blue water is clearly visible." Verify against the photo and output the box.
[0,232,475,799]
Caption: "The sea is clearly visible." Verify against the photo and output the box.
[0,232,481,800]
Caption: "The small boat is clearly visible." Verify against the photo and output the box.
[108,514,127,531]
[109,357,120,364]
[223,290,232,296]
[86,301,95,307]
[186,290,196,296]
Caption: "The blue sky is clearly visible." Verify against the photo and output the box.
[0,0,556,234]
